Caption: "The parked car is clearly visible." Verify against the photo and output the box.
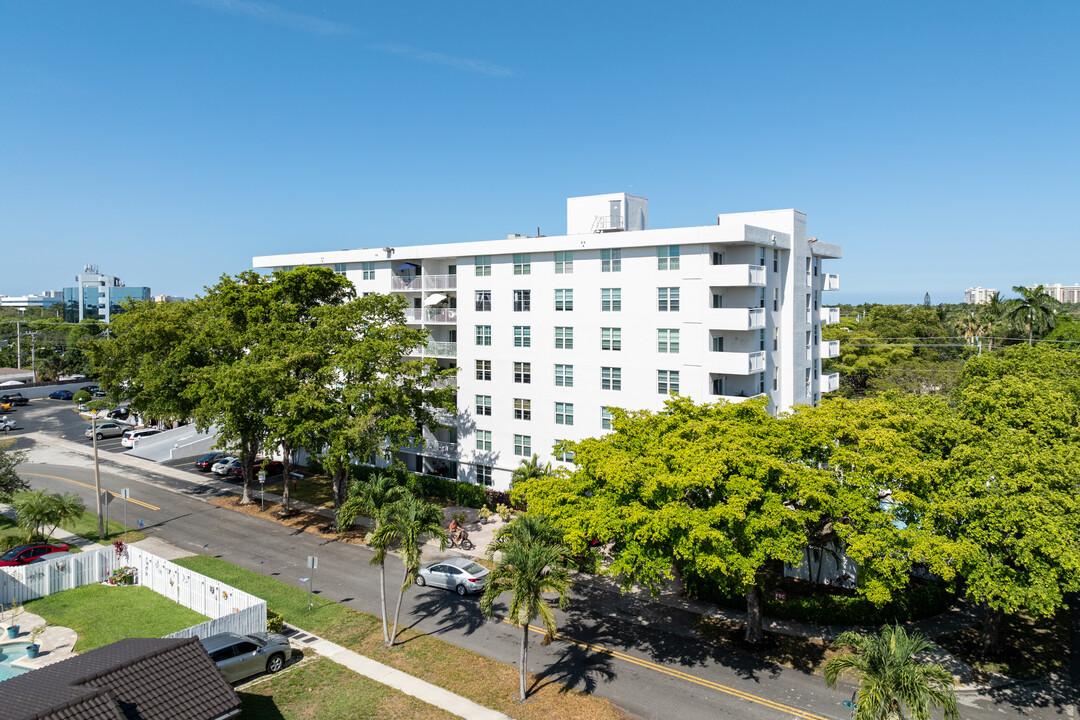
[0,542,70,567]
[212,457,241,475]
[49,390,74,400]
[230,458,284,479]
[80,384,106,398]
[194,452,226,471]
[28,551,74,565]
[0,393,28,406]
[199,632,295,682]
[415,557,489,595]
[121,427,161,448]
[106,407,130,420]
[0,402,11,412]
[1,416,16,432]
[85,421,126,440]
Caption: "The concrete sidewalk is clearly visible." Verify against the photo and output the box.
[281,623,512,720]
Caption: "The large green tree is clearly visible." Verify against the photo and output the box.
[0,446,30,500]
[1002,285,1061,345]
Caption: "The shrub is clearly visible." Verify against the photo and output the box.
[451,511,466,525]
[266,609,284,633]
[485,489,517,510]
[72,390,91,404]
[345,463,487,507]
[495,503,514,522]
[477,506,493,522]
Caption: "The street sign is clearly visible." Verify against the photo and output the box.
[121,488,130,530]
[259,470,267,510]
[307,556,317,569]
[258,470,266,485]
[306,556,318,610]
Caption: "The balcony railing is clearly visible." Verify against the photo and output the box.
[424,341,457,358]
[423,274,457,290]
[823,273,840,291]
[823,340,840,358]
[806,346,813,363]
[820,307,840,325]
[708,264,767,287]
[403,307,423,322]
[710,351,766,375]
[824,372,840,392]
[708,307,766,331]
[591,215,624,233]
[391,275,423,291]
[433,375,458,389]
[425,307,457,323]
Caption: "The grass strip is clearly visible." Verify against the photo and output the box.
[935,610,1069,680]
[238,655,459,720]
[59,509,146,544]
[176,555,626,720]
[25,584,208,651]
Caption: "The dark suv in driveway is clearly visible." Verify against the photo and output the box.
[0,393,28,407]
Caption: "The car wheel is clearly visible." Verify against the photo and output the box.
[416,575,426,586]
[455,584,467,596]
[96,433,103,440]
[266,652,285,673]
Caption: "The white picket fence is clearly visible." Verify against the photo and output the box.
[1,545,266,640]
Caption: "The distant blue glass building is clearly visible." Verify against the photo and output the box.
[63,264,150,323]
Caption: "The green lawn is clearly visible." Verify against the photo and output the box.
[25,584,208,651]
[239,656,458,720]
[258,473,335,508]
[176,555,625,720]
[58,509,146,544]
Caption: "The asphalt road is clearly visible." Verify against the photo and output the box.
[5,405,1075,720]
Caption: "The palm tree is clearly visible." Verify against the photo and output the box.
[978,291,1006,351]
[510,454,552,486]
[824,624,958,720]
[368,493,446,647]
[1002,285,1061,346]
[481,514,572,701]
[339,473,406,644]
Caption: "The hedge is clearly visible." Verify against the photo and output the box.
[266,609,284,633]
[348,464,487,508]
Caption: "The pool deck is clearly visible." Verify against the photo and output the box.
[2,612,77,670]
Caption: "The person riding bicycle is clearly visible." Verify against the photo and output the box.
[449,518,465,546]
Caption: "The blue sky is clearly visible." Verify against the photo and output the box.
[2,1,1077,304]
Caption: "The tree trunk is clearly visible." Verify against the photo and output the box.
[388,565,409,647]
[519,622,529,700]
[239,439,256,505]
[1068,592,1080,687]
[979,607,1003,657]
[377,561,389,645]
[331,464,348,530]
[280,440,292,513]
[745,585,764,644]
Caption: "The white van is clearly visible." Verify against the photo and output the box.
[121,427,162,448]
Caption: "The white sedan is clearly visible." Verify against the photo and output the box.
[415,557,489,596]
[212,456,240,475]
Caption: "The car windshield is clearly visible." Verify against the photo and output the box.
[0,547,25,561]
[461,562,486,575]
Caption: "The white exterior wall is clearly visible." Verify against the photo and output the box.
[254,194,841,491]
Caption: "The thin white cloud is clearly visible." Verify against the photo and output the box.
[369,42,515,78]
[181,0,354,36]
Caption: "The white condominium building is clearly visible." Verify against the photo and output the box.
[1037,283,1080,304]
[253,193,842,490]
[964,287,999,305]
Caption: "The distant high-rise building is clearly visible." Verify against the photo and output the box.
[152,294,186,303]
[63,265,150,323]
[964,286,998,304]
[1034,283,1080,304]
[0,290,63,309]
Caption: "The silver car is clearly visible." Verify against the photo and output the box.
[200,632,295,682]
[416,557,489,595]
[84,421,126,440]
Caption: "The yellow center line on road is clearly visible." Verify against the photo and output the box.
[20,472,160,511]
[502,619,835,720]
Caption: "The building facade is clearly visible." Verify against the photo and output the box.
[62,265,150,324]
[253,193,842,490]
[1037,283,1080,304]
[963,286,999,305]
[0,291,62,309]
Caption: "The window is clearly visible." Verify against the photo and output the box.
[513,290,531,312]
[759,247,766,267]
[475,395,492,416]
[658,370,680,395]
[514,434,531,457]
[712,293,723,309]
[601,407,614,430]
[514,398,532,421]
[773,288,779,311]
[773,328,779,351]
[773,376,778,391]
[657,245,680,271]
[759,329,766,351]
[711,335,724,353]
[601,327,621,351]
[513,253,531,275]
[814,259,819,276]
[806,330,812,348]
[759,373,766,394]
[601,366,621,391]
[712,251,724,265]
[658,329,680,354]
[554,289,574,311]
[281,266,294,272]
[475,255,492,276]
[773,249,779,272]
[711,376,724,395]
[658,287,680,311]
[477,465,492,486]
[555,402,574,426]
[361,262,375,280]
[555,364,574,387]
[475,325,491,346]
[601,288,621,312]
[759,288,766,308]
[554,326,574,349]
[475,290,491,311]
[514,362,531,384]
[813,325,819,345]
[514,326,531,348]
[554,251,573,274]
[555,442,574,463]
[601,248,622,272]
[476,430,492,451]
[475,360,491,381]
[333,263,347,275]
[814,291,820,310]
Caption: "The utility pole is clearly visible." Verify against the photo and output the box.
[91,413,104,538]
[30,332,37,383]
[15,321,20,370]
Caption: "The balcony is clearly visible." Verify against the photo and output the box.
[819,307,840,325]
[823,372,840,392]
[710,351,766,375]
[425,307,458,324]
[823,340,840,358]
[391,275,423,291]
[708,307,766,331]
[424,342,457,358]
[823,273,840,291]
[591,214,624,233]
[433,375,458,390]
[404,307,423,323]
[424,274,458,291]
[400,439,460,459]
[708,264,767,287]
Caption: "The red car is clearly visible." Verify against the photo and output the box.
[229,459,283,479]
[0,542,71,567]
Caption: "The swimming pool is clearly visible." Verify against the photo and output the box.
[0,643,31,681]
